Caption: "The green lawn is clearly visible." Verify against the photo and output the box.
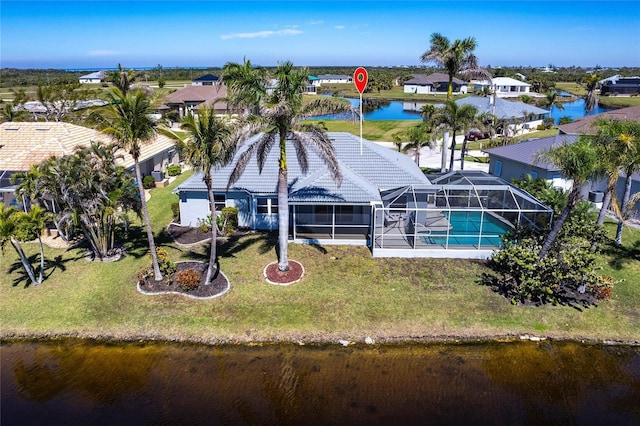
[1,172,639,344]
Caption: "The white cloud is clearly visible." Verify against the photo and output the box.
[308,20,324,25]
[221,29,302,40]
[88,50,119,57]
[334,25,346,30]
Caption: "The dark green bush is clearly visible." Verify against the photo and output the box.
[143,175,156,189]
[219,207,238,236]
[176,268,201,291]
[171,201,180,220]
[167,165,181,176]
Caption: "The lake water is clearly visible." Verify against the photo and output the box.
[313,96,612,123]
[2,339,639,424]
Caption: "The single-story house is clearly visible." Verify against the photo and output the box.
[599,76,640,96]
[472,77,531,97]
[160,85,232,118]
[175,132,551,259]
[192,74,220,86]
[456,96,549,136]
[0,121,178,208]
[317,74,353,84]
[483,134,579,191]
[403,73,467,95]
[308,75,321,87]
[78,71,106,84]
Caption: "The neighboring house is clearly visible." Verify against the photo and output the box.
[515,73,527,81]
[78,71,106,84]
[403,73,467,95]
[600,76,640,96]
[306,75,320,94]
[558,105,640,216]
[456,96,549,136]
[472,77,531,97]
[317,74,353,84]
[160,85,231,118]
[175,132,551,259]
[0,121,178,208]
[483,134,579,192]
[191,74,220,86]
[558,105,640,135]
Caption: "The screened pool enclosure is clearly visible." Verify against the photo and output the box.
[370,171,553,258]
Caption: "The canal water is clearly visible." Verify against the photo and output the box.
[313,96,611,123]
[2,339,639,425]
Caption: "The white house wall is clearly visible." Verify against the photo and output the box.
[404,84,431,94]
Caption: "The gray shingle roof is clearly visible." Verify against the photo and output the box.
[482,134,580,170]
[456,96,548,119]
[177,132,431,204]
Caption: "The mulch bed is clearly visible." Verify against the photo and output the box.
[264,260,304,285]
[167,223,211,245]
[138,261,229,299]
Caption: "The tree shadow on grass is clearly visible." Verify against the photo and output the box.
[477,271,596,312]
[218,231,278,259]
[9,251,84,289]
[598,238,640,270]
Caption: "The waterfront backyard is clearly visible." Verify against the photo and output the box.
[1,172,639,344]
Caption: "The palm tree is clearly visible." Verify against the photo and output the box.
[596,119,640,245]
[221,57,268,114]
[0,204,45,286]
[227,61,352,272]
[542,91,565,114]
[583,73,601,113]
[99,88,164,280]
[420,33,491,99]
[402,123,432,166]
[536,136,599,259]
[176,107,238,285]
[108,64,136,95]
[433,100,479,171]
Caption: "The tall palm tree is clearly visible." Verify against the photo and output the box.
[433,100,479,171]
[536,136,599,259]
[595,119,640,245]
[420,33,491,99]
[542,91,565,114]
[583,74,601,113]
[99,88,163,280]
[0,204,45,286]
[227,61,352,272]
[177,107,238,285]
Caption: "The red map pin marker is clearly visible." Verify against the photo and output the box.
[353,67,368,94]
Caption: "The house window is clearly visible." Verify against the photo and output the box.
[257,198,278,215]
[214,194,226,211]
[494,160,503,177]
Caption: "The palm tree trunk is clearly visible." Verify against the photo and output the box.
[11,238,38,286]
[441,131,449,173]
[135,161,163,281]
[460,137,468,170]
[539,189,579,259]
[37,235,45,284]
[448,131,457,171]
[277,136,289,272]
[205,181,217,285]
[596,190,612,227]
[615,174,633,245]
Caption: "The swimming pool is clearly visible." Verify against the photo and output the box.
[419,211,512,247]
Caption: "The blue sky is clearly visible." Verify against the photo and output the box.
[2,0,639,69]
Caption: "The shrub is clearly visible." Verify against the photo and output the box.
[143,175,156,189]
[197,215,212,234]
[155,247,177,279]
[176,268,201,291]
[218,207,238,236]
[167,165,181,176]
[171,201,180,221]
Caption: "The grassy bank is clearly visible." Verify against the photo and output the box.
[1,173,639,345]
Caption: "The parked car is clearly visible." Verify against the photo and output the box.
[466,129,490,141]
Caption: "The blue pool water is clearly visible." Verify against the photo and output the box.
[420,211,512,247]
